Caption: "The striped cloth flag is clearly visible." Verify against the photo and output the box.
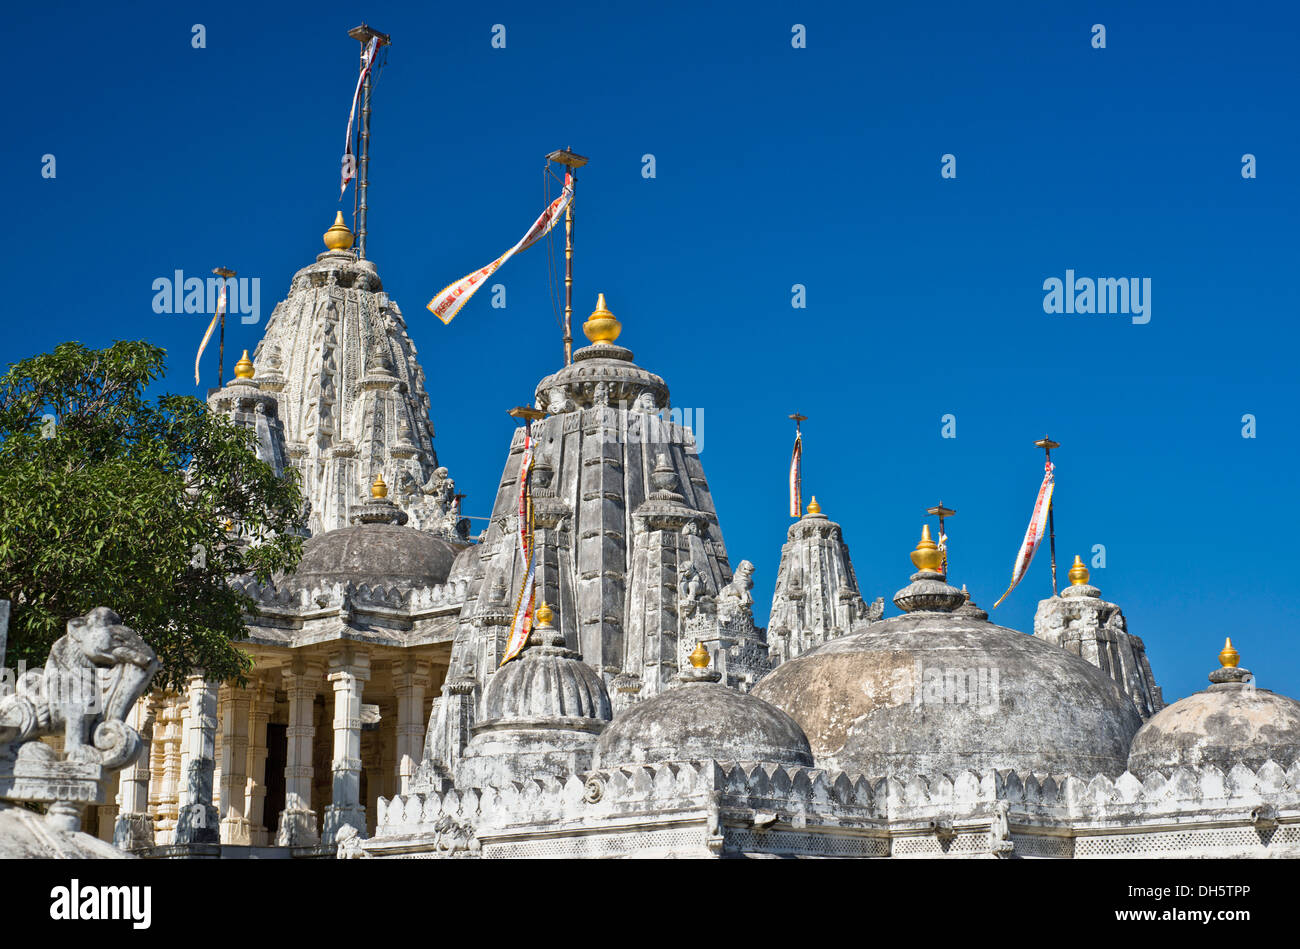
[428,173,573,325]
[339,37,380,199]
[194,283,227,385]
[993,460,1055,608]
[501,435,536,664]
[789,431,803,517]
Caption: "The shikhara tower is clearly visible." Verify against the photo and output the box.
[227,214,466,540]
[421,295,772,786]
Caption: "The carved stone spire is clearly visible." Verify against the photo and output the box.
[247,215,462,536]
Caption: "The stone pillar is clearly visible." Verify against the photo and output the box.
[322,648,370,843]
[276,657,322,847]
[113,696,159,852]
[393,657,430,795]
[174,675,219,845]
[245,678,273,846]
[218,684,252,844]
[154,697,182,841]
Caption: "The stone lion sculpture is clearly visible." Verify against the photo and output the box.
[1,606,158,767]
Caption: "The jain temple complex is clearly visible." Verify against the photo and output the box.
[3,212,1300,860]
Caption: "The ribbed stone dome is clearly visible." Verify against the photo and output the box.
[291,523,465,588]
[595,673,814,769]
[480,640,612,725]
[752,609,1144,779]
[1128,652,1300,775]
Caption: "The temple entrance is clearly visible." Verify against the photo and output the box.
[263,723,287,838]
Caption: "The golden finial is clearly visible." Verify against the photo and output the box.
[233,349,254,380]
[535,601,554,627]
[371,473,388,499]
[806,496,821,515]
[909,524,944,573]
[324,211,355,251]
[1219,637,1240,669]
[582,292,622,345]
[688,642,711,669]
[1068,554,1090,585]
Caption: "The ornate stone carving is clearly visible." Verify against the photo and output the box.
[718,561,756,622]
[1,606,160,853]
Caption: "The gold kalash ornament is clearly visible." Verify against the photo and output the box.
[909,524,944,573]
[582,293,622,345]
[688,642,711,669]
[324,211,355,251]
[1068,554,1090,585]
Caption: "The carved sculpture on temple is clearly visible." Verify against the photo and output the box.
[1,604,160,857]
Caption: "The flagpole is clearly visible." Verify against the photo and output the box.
[546,148,589,366]
[1034,436,1060,595]
[213,267,235,383]
[348,24,391,261]
[926,502,955,573]
[789,413,806,517]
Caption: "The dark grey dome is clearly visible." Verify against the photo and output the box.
[594,679,814,769]
[291,523,466,588]
[752,610,1143,779]
[1128,681,1300,776]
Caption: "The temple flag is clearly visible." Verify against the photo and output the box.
[428,173,573,325]
[992,460,1055,608]
[789,431,803,517]
[194,283,227,385]
[501,435,537,664]
[340,37,380,199]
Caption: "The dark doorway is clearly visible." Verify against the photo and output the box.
[263,723,287,839]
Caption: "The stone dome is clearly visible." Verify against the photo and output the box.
[458,605,612,788]
[752,537,1143,779]
[1128,643,1300,776]
[479,629,612,726]
[754,609,1142,778]
[291,522,466,589]
[595,652,814,769]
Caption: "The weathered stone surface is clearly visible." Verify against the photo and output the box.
[421,321,767,783]
[1129,680,1300,776]
[0,606,159,859]
[291,522,466,589]
[1034,578,1162,717]
[245,237,466,538]
[768,503,879,666]
[753,609,1143,778]
[594,668,812,769]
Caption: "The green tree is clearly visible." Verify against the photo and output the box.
[0,340,304,690]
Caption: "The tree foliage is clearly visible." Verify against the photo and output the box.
[0,341,304,690]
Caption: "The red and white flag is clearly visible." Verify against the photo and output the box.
[789,430,803,517]
[501,435,536,664]
[339,37,380,199]
[195,283,228,385]
[428,174,573,325]
[992,460,1055,608]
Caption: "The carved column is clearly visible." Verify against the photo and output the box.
[174,675,219,845]
[113,695,159,852]
[245,677,273,846]
[218,683,252,844]
[276,657,322,847]
[322,647,370,843]
[154,696,181,841]
[393,657,430,795]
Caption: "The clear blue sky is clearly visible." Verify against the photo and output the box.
[7,1,1298,704]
